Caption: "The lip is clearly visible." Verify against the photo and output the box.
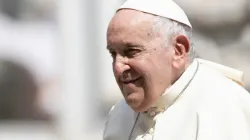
[122,77,142,84]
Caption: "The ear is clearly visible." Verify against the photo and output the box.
[172,35,190,68]
[173,35,190,59]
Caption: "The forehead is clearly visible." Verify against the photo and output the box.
[109,9,154,26]
[107,10,157,47]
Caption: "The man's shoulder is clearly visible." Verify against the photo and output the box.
[103,99,136,140]
[196,59,245,91]
[196,62,247,93]
[106,99,137,125]
[107,99,133,117]
[194,62,250,112]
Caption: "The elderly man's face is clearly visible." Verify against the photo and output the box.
[107,10,179,112]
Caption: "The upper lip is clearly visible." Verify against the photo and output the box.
[121,77,141,84]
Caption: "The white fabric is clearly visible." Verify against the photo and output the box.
[197,58,244,86]
[103,59,250,140]
[117,0,192,28]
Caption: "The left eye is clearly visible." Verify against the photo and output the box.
[125,49,139,57]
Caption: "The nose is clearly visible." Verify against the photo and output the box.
[113,55,130,77]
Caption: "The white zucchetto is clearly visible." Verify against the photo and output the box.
[117,0,192,28]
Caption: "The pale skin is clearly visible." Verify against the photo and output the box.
[107,9,191,112]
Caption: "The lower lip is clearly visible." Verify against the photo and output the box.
[123,77,142,85]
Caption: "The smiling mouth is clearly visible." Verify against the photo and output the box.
[123,77,142,84]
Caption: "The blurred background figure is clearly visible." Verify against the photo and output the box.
[0,59,50,120]
[0,0,59,139]
[0,0,249,139]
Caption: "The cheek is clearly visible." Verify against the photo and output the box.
[129,57,157,80]
[140,56,172,89]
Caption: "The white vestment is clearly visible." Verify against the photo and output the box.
[103,59,250,140]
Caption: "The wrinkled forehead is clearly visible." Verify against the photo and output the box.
[107,9,156,34]
[106,9,169,51]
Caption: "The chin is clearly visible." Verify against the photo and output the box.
[131,105,149,113]
[129,105,143,112]
[124,91,146,111]
[127,100,150,112]
[126,99,143,112]
[131,97,157,112]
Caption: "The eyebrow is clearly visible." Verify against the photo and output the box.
[124,42,135,48]
[106,42,143,51]
[124,42,143,48]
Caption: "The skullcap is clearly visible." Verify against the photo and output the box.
[117,0,192,28]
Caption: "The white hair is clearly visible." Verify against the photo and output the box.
[151,16,196,62]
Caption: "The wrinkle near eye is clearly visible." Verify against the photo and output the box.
[124,49,140,58]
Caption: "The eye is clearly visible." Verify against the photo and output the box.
[125,48,140,57]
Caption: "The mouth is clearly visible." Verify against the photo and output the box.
[122,77,142,84]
